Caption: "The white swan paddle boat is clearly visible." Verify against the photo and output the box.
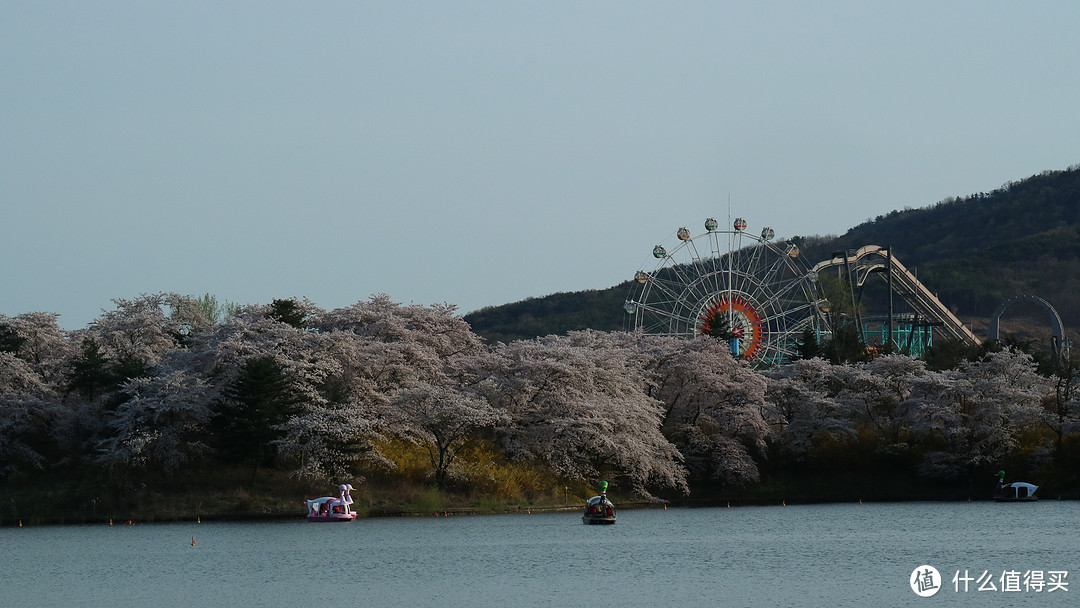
[306,484,358,522]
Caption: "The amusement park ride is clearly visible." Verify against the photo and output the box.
[623,217,1068,367]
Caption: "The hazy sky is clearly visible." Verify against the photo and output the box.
[3,2,1078,329]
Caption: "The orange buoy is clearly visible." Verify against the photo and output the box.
[18,520,23,527]
[109,519,113,526]
[191,537,196,547]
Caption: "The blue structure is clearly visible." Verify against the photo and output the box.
[861,313,934,358]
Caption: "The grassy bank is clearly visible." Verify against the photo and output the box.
[0,464,604,526]
[4,464,1074,527]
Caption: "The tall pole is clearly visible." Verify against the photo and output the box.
[727,195,732,332]
[842,250,865,344]
[887,247,894,350]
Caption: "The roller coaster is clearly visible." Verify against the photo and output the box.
[810,245,981,347]
[813,247,1069,365]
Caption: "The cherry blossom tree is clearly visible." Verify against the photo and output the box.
[189,296,486,482]
[764,358,856,459]
[0,313,90,472]
[177,309,321,481]
[274,398,385,480]
[902,349,1050,479]
[97,369,215,473]
[473,331,688,496]
[388,385,506,488]
[316,295,485,363]
[839,354,932,451]
[82,293,189,366]
[1043,351,1080,459]
[631,334,769,486]
[287,296,487,479]
[0,312,75,385]
[0,351,63,477]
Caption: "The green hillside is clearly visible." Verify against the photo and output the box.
[464,287,633,344]
[466,165,1080,345]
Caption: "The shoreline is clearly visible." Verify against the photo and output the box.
[4,495,1069,527]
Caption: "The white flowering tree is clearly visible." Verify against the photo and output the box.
[317,295,485,364]
[902,349,1050,479]
[838,354,931,452]
[191,309,321,480]
[387,385,506,488]
[764,357,857,459]
[473,331,688,497]
[97,369,215,473]
[0,351,64,477]
[0,313,81,474]
[0,312,76,385]
[286,296,487,480]
[82,293,189,368]
[629,334,769,486]
[266,328,391,480]
[188,296,487,482]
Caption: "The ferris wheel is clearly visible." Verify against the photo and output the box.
[624,217,830,366]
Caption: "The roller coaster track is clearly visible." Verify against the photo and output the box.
[811,245,982,347]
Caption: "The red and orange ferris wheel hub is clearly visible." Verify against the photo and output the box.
[697,295,765,360]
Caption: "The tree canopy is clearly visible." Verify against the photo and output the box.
[1,291,1077,507]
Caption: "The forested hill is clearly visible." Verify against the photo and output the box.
[465,164,1080,343]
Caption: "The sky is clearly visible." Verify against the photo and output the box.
[3,1,1079,329]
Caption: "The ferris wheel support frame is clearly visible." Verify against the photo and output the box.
[625,217,830,366]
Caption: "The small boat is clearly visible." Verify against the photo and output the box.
[995,482,1039,502]
[582,481,616,525]
[994,471,1038,502]
[306,483,358,522]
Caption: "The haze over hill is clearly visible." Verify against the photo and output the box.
[466,165,1080,349]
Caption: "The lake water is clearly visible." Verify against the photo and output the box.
[2,501,1077,607]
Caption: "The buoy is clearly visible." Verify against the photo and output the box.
[663,504,667,510]
[191,537,196,547]
[858,499,862,504]
[109,519,113,526]
[782,501,786,506]
[18,520,22,527]
[726,502,730,508]
[197,517,201,524]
